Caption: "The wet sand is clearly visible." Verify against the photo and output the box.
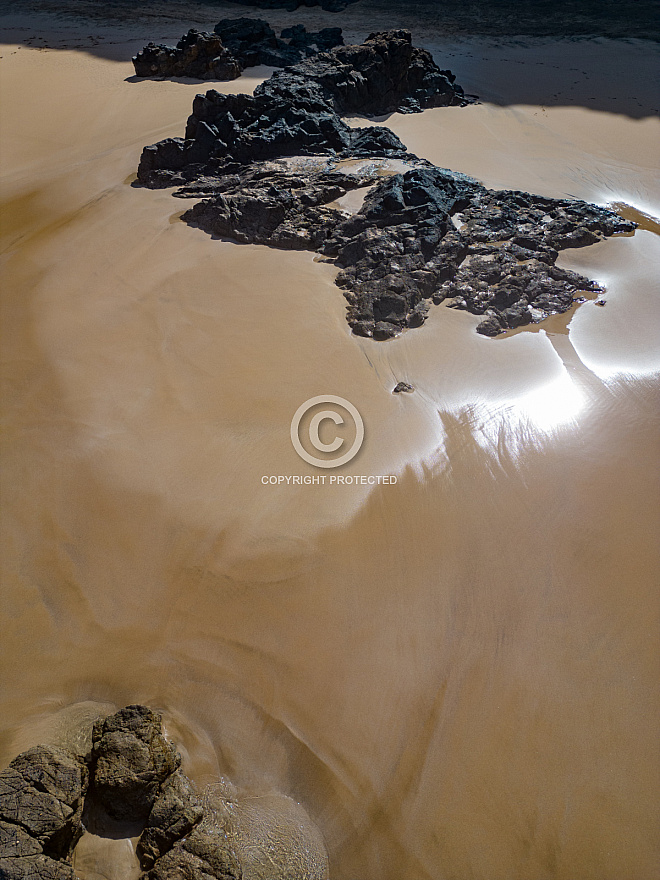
[1,15,659,880]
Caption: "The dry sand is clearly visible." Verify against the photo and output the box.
[1,13,659,880]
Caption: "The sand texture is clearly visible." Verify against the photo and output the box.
[1,10,659,879]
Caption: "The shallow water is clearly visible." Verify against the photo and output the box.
[1,22,659,880]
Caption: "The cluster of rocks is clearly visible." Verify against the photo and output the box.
[216,18,344,68]
[135,28,634,338]
[181,163,631,337]
[137,29,468,179]
[133,18,345,79]
[0,705,288,879]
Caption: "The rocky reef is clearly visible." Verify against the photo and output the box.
[135,28,634,338]
[133,19,345,79]
[0,705,328,880]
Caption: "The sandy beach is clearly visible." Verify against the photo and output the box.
[1,4,659,878]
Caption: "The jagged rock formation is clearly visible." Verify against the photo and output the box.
[180,163,632,338]
[214,18,344,68]
[133,19,345,79]
[257,29,468,115]
[137,30,467,181]
[133,30,242,80]
[135,29,634,338]
[0,705,328,880]
[144,815,242,880]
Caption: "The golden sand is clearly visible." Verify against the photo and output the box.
[1,23,659,879]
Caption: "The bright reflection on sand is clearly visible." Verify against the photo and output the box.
[511,371,584,432]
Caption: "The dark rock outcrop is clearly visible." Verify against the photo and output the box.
[393,382,415,393]
[180,164,633,336]
[136,30,466,184]
[134,28,634,338]
[257,29,469,116]
[132,19,346,80]
[214,18,344,68]
[90,705,180,823]
[133,30,242,80]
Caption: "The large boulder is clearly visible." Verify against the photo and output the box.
[257,29,470,115]
[90,705,180,823]
[133,30,241,80]
[0,745,87,861]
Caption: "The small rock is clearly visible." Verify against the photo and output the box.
[476,313,504,337]
[393,382,414,393]
[372,321,401,340]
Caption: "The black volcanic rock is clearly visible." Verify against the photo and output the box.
[136,30,465,184]
[181,165,633,337]
[214,17,343,68]
[133,19,346,79]
[133,30,242,80]
[137,91,409,184]
[256,29,470,115]
[135,28,634,338]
